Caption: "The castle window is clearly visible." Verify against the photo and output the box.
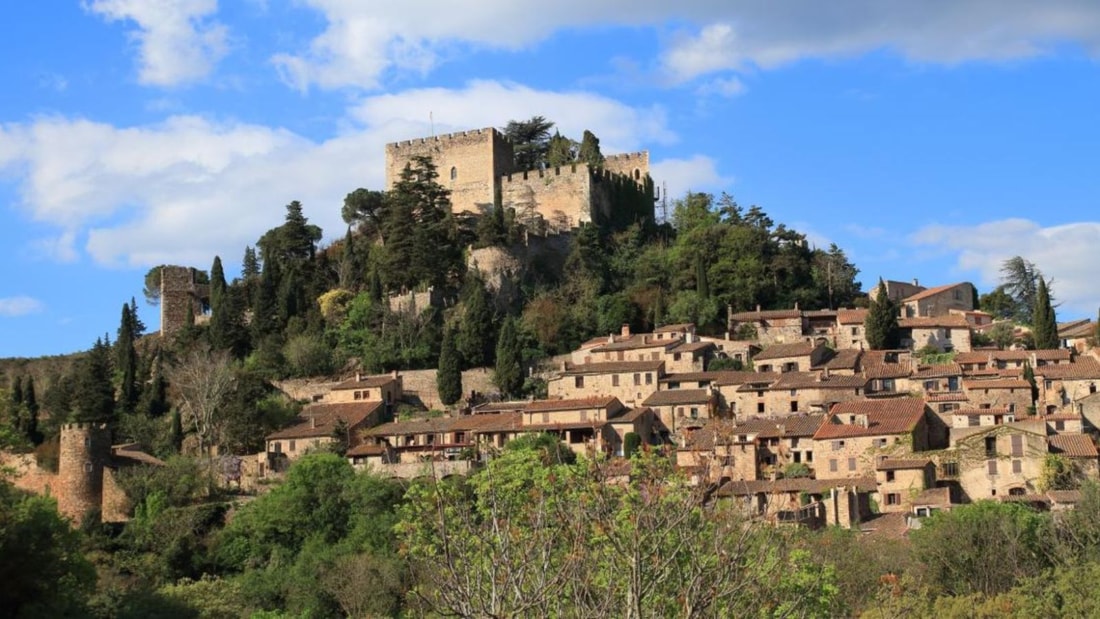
[450,166,457,180]
[83,461,93,473]
[84,438,91,448]
[633,168,640,180]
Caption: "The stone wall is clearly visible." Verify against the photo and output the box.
[101,467,132,523]
[160,266,205,339]
[502,165,594,231]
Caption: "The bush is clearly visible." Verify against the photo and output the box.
[283,334,335,378]
[784,462,811,479]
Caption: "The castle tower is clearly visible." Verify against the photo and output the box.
[385,128,515,216]
[160,266,205,339]
[56,423,110,523]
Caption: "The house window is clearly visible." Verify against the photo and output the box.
[757,402,765,414]
[886,493,901,506]
[612,375,620,387]
[575,376,584,388]
[289,440,296,452]
[450,166,457,180]
[542,412,550,423]
[633,373,641,386]
[83,461,94,473]
[645,373,653,385]
[886,471,896,482]
[1055,421,1065,432]
[689,407,699,419]
[273,442,282,453]
[985,436,997,457]
[851,327,859,336]
[832,440,845,450]
[677,407,684,417]
[1010,434,1023,457]
[757,390,765,397]
[790,401,799,412]
[354,390,363,400]
[987,460,998,475]
[873,438,887,448]
[1012,460,1022,474]
[944,329,952,339]
[968,416,979,427]
[829,459,838,472]
[580,410,588,421]
[806,451,814,462]
[674,353,682,361]
[1045,380,1053,389]
[924,380,936,391]
[942,461,959,477]
[847,457,857,471]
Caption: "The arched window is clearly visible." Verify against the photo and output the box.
[633,168,640,180]
[450,166,457,180]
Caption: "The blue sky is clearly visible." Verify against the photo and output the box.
[3,1,1100,357]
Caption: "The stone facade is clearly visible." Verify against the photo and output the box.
[57,422,109,522]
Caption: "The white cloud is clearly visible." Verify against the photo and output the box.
[268,1,1100,90]
[0,296,44,317]
[650,155,730,201]
[85,0,228,86]
[0,81,677,268]
[911,218,1100,316]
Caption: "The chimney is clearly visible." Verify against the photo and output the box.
[392,369,399,380]
[794,301,799,310]
[913,278,919,287]
[621,324,631,337]
[310,415,316,429]
[355,372,361,382]
[756,304,762,312]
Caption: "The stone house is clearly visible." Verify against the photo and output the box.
[1075,391,1100,431]
[898,314,972,353]
[660,370,754,391]
[326,372,403,408]
[1041,412,1085,435]
[875,459,935,513]
[727,307,804,346]
[572,327,681,365]
[836,309,869,350]
[911,363,963,398]
[751,341,831,374]
[718,477,877,528]
[676,420,760,484]
[942,420,1048,500]
[1034,357,1100,414]
[899,282,975,318]
[715,372,782,417]
[548,359,665,406]
[264,401,385,470]
[813,398,931,481]
[519,396,646,456]
[698,335,758,368]
[1048,433,1100,481]
[950,407,1016,433]
[819,348,862,376]
[361,412,523,463]
[960,377,1033,415]
[1059,319,1095,353]
[861,350,914,396]
[664,339,716,373]
[803,310,840,344]
[732,414,826,472]
[869,279,926,304]
[641,388,717,436]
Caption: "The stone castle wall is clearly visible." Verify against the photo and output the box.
[502,165,595,231]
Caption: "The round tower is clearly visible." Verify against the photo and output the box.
[57,422,109,523]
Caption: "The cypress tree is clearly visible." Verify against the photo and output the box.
[1032,278,1059,349]
[10,376,22,408]
[210,256,227,315]
[494,316,524,398]
[116,303,140,415]
[696,256,710,299]
[23,376,39,444]
[73,337,115,423]
[437,327,462,406]
[1022,361,1038,411]
[130,297,146,336]
[455,275,495,369]
[865,279,900,350]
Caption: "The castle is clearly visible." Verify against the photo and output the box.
[385,127,654,232]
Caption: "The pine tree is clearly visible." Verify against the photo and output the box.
[73,337,115,423]
[578,129,604,168]
[130,297,146,336]
[10,376,23,408]
[494,317,524,398]
[1032,278,1059,349]
[865,279,900,350]
[437,327,462,406]
[23,376,39,444]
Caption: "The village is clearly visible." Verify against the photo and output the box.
[251,278,1100,534]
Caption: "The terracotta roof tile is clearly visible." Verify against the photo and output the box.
[523,396,622,413]
[590,334,680,353]
[729,308,802,321]
[771,372,867,390]
[912,363,962,379]
[962,378,1030,390]
[877,458,932,471]
[901,282,968,303]
[899,315,971,329]
[267,401,383,440]
[643,389,712,406]
[655,323,695,333]
[1049,434,1099,458]
[562,360,665,375]
[733,414,826,438]
[926,393,969,402]
[332,374,399,390]
[718,476,878,496]
[820,348,861,370]
[1035,358,1100,380]
[813,399,927,440]
[753,341,819,361]
[714,371,782,387]
[838,309,868,325]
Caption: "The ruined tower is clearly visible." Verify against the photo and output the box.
[159,266,206,339]
[56,422,110,523]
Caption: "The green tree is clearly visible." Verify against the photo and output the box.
[494,316,524,398]
[503,116,554,171]
[865,280,900,350]
[116,302,141,416]
[73,336,115,422]
[577,129,604,168]
[455,275,495,369]
[209,255,227,315]
[437,327,462,406]
[1000,256,1043,323]
[546,131,575,168]
[1032,277,1059,349]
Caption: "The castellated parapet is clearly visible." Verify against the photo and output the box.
[385,127,652,232]
[160,266,207,339]
[57,422,110,523]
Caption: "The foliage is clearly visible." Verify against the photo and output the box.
[436,327,462,407]
[167,346,236,455]
[282,333,334,378]
[73,337,116,423]
[784,462,812,478]
[999,256,1044,323]
[493,316,524,397]
[1038,454,1077,492]
[623,432,642,458]
[454,274,496,369]
[1031,277,1059,349]
[503,116,554,171]
[865,280,900,350]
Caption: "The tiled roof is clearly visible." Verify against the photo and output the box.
[367,412,524,437]
[728,308,802,321]
[655,322,695,333]
[679,420,745,450]
[471,400,529,414]
[771,372,867,390]
[804,309,838,319]
[912,363,962,379]
[642,389,712,406]
[901,282,968,303]
[1035,358,1100,380]
[955,351,992,365]
[670,340,714,354]
[913,486,953,507]
[877,458,932,471]
[1049,434,1099,458]
[714,371,781,387]
[661,370,744,384]
[753,341,819,361]
[899,315,971,329]
[819,348,861,371]
[861,351,913,379]
[1047,489,1083,504]
[734,414,826,438]
[1060,320,1095,339]
[332,374,399,390]
[926,392,969,402]
[962,378,1030,390]
[111,444,166,466]
[346,443,388,457]
[562,360,665,375]
[267,401,383,440]
[838,309,868,325]
[607,406,652,423]
[813,398,927,440]
[954,407,1011,416]
[590,334,680,353]
[522,420,607,431]
[523,396,622,412]
[1033,349,1074,361]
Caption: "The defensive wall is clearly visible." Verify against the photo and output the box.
[160,266,207,339]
